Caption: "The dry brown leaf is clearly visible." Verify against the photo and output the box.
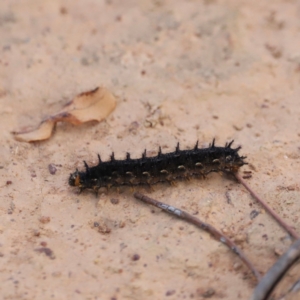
[12,87,116,142]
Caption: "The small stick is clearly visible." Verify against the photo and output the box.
[234,173,300,240]
[133,192,261,281]
[250,238,300,300]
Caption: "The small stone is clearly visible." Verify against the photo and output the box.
[110,198,119,205]
[274,247,285,256]
[234,233,248,243]
[52,271,61,277]
[233,262,242,270]
[35,247,55,259]
[202,288,215,298]
[165,290,176,296]
[39,216,51,224]
[48,164,57,175]
[132,254,140,261]
[250,210,259,220]
[119,221,125,228]
[97,223,111,234]
[33,230,40,237]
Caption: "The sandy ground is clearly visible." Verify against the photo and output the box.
[1,1,300,299]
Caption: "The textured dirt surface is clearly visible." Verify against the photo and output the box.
[1,1,300,299]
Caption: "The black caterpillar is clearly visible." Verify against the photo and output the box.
[69,140,247,194]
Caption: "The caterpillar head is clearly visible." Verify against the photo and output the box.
[209,141,247,174]
[223,153,247,173]
[219,146,247,173]
[69,169,81,187]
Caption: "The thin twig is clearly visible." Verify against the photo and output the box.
[133,192,261,281]
[234,173,300,239]
[250,238,300,300]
